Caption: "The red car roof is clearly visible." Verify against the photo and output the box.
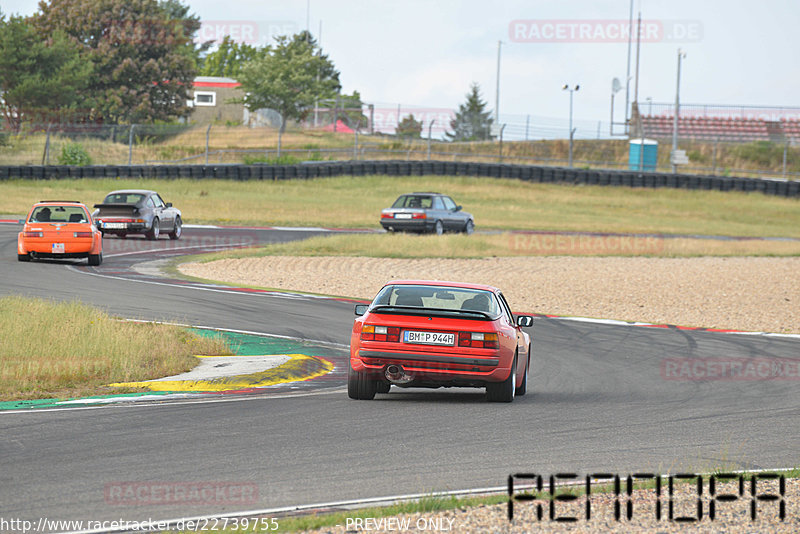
[383,279,500,293]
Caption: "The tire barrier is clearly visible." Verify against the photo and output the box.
[0,161,797,197]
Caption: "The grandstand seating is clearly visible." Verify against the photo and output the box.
[641,115,774,142]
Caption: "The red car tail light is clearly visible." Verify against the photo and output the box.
[361,325,400,342]
[411,213,427,219]
[381,213,393,219]
[73,231,94,238]
[23,231,43,238]
[458,332,499,349]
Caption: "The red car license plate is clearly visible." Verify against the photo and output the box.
[404,331,454,346]
[52,243,65,253]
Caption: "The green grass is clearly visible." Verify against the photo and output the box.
[187,232,800,263]
[1,176,799,238]
[0,296,231,400]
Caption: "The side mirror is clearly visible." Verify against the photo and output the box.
[455,205,462,212]
[18,219,25,224]
[354,304,368,316]
[516,315,534,327]
[166,202,173,208]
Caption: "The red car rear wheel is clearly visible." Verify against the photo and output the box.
[348,364,378,400]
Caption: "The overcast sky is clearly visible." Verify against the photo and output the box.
[4,0,799,138]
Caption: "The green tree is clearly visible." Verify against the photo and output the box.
[199,35,265,78]
[237,31,341,132]
[0,14,92,130]
[33,0,203,123]
[445,83,494,141]
[396,114,423,139]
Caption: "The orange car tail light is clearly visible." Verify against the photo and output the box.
[73,231,94,238]
[458,332,499,349]
[381,213,393,218]
[411,213,426,219]
[23,231,43,238]
[361,325,401,342]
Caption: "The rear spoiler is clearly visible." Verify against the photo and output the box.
[93,203,140,211]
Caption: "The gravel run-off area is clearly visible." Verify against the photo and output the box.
[179,255,800,334]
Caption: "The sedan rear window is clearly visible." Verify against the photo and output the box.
[392,195,433,209]
[103,193,144,204]
[373,285,499,315]
[30,206,88,223]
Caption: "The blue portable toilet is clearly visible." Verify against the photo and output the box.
[629,139,658,171]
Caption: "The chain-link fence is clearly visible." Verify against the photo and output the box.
[1,122,798,180]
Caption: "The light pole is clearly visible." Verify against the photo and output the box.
[494,40,502,140]
[563,84,579,167]
[427,119,435,160]
[671,49,686,173]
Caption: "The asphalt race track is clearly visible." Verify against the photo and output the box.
[1,224,799,526]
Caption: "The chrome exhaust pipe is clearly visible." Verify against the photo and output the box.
[385,364,413,384]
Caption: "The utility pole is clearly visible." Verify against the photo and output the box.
[624,0,633,134]
[563,84,579,167]
[671,49,686,173]
[427,120,435,160]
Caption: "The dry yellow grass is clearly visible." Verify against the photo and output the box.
[0,296,231,400]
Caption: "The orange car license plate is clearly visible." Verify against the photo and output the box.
[52,243,65,254]
[404,331,454,346]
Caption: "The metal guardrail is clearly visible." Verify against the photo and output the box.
[0,160,797,197]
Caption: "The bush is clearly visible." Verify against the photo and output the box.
[57,143,92,166]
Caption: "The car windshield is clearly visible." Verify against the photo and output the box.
[391,195,434,209]
[30,205,88,223]
[103,193,144,204]
[372,284,499,315]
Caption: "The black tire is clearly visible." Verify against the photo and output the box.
[433,220,444,236]
[515,349,530,396]
[486,355,516,403]
[18,253,30,262]
[348,365,377,400]
[168,216,182,240]
[88,252,102,266]
[146,218,160,240]
[464,219,474,235]
[376,381,391,394]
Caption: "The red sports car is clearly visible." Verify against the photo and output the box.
[349,280,533,402]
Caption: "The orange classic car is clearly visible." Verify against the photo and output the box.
[18,201,103,265]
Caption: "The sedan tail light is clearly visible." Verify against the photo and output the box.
[361,325,401,342]
[458,332,499,349]
[381,213,393,219]
[411,213,427,219]
[73,231,94,238]
[23,231,43,238]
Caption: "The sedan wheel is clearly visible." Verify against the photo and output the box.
[464,219,474,235]
[88,252,102,266]
[146,218,160,240]
[433,220,444,236]
[169,216,182,240]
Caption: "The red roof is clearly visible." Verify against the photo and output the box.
[321,120,354,133]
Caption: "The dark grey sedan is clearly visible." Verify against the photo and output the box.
[380,192,474,235]
[92,190,182,240]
